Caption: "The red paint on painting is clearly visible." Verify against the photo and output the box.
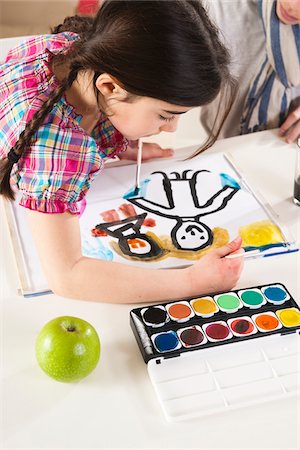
[91,228,107,237]
[128,238,147,248]
[143,218,156,227]
[119,203,137,217]
[100,209,120,222]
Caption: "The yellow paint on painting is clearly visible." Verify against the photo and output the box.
[162,227,230,260]
[276,308,300,327]
[110,228,229,262]
[239,220,284,247]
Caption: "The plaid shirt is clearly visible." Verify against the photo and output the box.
[0,33,127,214]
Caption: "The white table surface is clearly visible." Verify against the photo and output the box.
[1,129,300,450]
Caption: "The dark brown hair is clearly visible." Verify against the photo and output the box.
[0,0,236,200]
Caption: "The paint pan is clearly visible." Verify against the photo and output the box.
[177,325,207,348]
[202,321,233,342]
[166,301,194,323]
[276,308,300,327]
[130,282,300,362]
[227,316,257,337]
[152,331,181,353]
[214,292,242,313]
[142,305,169,328]
[130,282,300,422]
[252,311,282,333]
[190,296,219,318]
[261,284,290,305]
[238,288,266,309]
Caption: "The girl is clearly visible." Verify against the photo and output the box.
[0,0,244,303]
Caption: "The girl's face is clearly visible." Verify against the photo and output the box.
[106,95,191,141]
[276,0,300,24]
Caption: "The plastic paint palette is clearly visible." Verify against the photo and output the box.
[130,283,300,422]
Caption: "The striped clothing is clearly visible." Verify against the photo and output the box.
[241,0,300,133]
[0,33,127,214]
[201,0,300,138]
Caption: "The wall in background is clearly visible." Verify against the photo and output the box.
[0,0,77,37]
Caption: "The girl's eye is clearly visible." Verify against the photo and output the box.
[159,115,175,122]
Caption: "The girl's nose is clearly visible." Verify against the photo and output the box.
[160,117,179,133]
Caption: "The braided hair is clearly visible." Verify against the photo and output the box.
[0,0,236,200]
[0,16,92,200]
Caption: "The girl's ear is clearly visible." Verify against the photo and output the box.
[95,73,127,99]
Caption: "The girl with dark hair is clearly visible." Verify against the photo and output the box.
[0,0,243,303]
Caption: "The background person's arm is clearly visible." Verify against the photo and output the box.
[279,103,300,143]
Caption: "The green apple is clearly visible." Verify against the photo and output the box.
[35,316,100,382]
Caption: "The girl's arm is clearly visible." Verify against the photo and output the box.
[26,210,244,303]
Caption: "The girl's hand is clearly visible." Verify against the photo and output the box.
[279,105,300,143]
[119,141,174,161]
[187,236,244,295]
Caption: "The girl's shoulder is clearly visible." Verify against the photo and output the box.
[4,32,80,63]
[0,32,81,156]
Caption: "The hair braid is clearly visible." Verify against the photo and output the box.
[1,2,238,199]
[51,15,94,39]
[0,70,77,200]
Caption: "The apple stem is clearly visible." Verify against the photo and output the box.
[67,326,76,332]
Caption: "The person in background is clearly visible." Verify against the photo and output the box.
[201,0,300,143]
[0,1,244,303]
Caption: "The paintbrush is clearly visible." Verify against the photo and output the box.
[225,249,261,259]
[131,313,154,356]
[134,139,143,196]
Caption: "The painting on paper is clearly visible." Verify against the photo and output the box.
[80,153,290,269]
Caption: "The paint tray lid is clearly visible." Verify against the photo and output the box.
[147,331,300,422]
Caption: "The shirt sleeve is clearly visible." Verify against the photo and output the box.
[14,122,103,214]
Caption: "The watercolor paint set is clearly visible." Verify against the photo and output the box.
[130,283,300,421]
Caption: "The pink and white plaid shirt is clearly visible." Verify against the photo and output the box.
[0,32,127,214]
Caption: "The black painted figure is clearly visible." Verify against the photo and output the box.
[129,170,239,251]
[96,213,164,259]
